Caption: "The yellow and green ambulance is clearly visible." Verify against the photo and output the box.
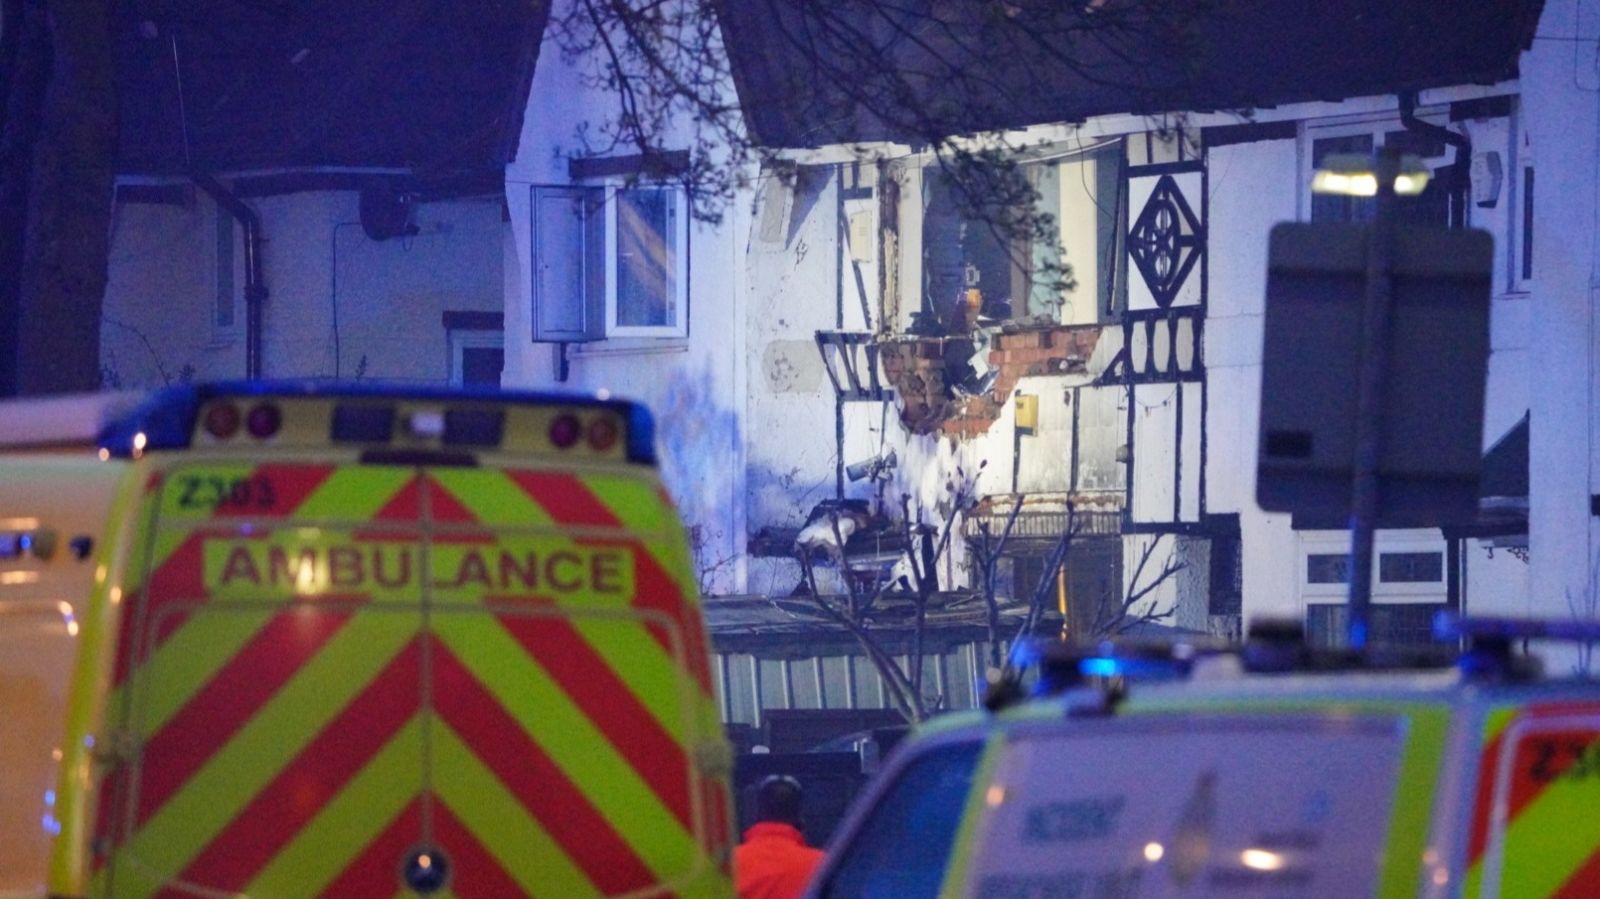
[809,634,1600,898]
[0,382,732,899]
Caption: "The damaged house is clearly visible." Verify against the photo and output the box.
[692,0,1552,725]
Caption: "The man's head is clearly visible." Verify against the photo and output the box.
[755,775,804,826]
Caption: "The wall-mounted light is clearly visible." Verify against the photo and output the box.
[1312,153,1430,197]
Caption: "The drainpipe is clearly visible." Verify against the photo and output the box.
[1399,90,1471,229]
[193,174,266,378]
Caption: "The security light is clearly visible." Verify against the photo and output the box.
[1311,153,1430,197]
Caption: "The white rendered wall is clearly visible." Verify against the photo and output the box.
[503,2,749,594]
[1203,135,1302,625]
[102,191,503,389]
[1522,0,1600,656]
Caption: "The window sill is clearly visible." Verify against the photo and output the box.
[570,337,690,358]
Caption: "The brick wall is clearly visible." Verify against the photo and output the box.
[880,324,1106,438]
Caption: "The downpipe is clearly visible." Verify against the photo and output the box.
[192,174,266,378]
[1398,90,1471,230]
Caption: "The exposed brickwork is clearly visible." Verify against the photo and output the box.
[878,324,1106,437]
[940,323,1105,439]
[879,337,952,435]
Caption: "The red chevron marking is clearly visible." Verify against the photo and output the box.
[132,607,357,829]
[372,474,425,522]
[430,799,532,898]
[315,798,422,899]
[160,639,423,893]
[423,474,481,523]
[507,471,623,528]
[208,464,336,520]
[579,538,712,697]
[493,614,693,829]
[433,644,663,895]
[1554,843,1600,899]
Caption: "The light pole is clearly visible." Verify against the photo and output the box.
[1311,148,1429,650]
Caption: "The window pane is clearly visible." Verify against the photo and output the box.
[1307,553,1351,584]
[534,189,593,337]
[1370,603,1448,645]
[1307,604,1346,648]
[820,740,983,899]
[460,347,502,387]
[1379,551,1443,583]
[616,188,676,328]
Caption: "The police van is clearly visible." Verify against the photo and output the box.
[0,382,732,899]
[807,624,1600,899]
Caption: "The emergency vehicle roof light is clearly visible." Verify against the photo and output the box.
[550,414,581,449]
[246,403,282,439]
[443,409,504,447]
[331,405,396,443]
[1435,612,1600,645]
[98,380,659,464]
[203,403,241,439]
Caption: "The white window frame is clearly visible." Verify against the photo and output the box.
[1298,529,1447,603]
[211,203,242,345]
[448,329,504,387]
[1301,109,1459,225]
[1508,104,1535,294]
[601,181,690,339]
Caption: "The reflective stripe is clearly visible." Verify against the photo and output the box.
[1467,705,1600,898]
[940,734,1006,899]
[1376,707,1449,899]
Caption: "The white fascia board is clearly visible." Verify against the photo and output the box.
[763,80,1521,165]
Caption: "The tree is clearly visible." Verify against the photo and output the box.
[550,0,1215,276]
[971,498,1184,679]
[794,466,981,722]
[0,0,117,395]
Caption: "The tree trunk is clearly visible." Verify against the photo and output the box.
[8,0,117,395]
[0,0,50,395]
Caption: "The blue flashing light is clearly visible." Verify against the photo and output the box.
[1077,654,1191,681]
[98,380,660,465]
[1080,657,1120,678]
[1436,611,1600,644]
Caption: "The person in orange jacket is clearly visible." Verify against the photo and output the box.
[734,775,826,899]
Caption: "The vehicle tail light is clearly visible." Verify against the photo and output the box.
[203,403,241,439]
[587,417,619,452]
[246,403,282,439]
[549,414,581,449]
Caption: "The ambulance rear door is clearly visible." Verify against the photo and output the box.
[99,458,727,898]
[423,464,729,898]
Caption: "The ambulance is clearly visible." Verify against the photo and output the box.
[0,382,732,899]
[808,625,1600,898]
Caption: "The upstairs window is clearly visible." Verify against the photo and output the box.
[530,182,689,342]
[921,141,1124,334]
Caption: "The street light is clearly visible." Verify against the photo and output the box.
[1317,147,1411,651]
[1312,152,1431,197]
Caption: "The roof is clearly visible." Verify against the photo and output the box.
[116,0,548,178]
[718,0,1545,149]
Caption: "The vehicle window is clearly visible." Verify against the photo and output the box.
[820,739,983,899]
[965,716,1404,898]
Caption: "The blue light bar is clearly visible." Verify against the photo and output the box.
[97,380,659,465]
[1076,654,1190,681]
[1435,612,1600,645]
[1079,657,1120,678]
